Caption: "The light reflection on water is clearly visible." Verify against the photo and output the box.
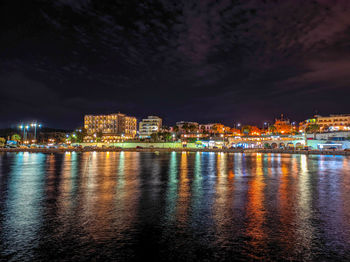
[0,152,350,261]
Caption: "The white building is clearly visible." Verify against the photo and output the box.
[316,114,350,131]
[306,131,350,140]
[139,116,162,138]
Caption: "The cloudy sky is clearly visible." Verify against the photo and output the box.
[1,0,350,128]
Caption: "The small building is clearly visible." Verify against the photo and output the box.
[139,116,162,138]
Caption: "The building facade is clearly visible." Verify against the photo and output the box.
[139,116,162,138]
[273,114,294,134]
[315,114,350,131]
[84,113,137,142]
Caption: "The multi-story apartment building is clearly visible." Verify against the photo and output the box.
[315,114,350,131]
[139,116,162,138]
[84,113,137,142]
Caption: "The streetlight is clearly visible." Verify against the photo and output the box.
[19,125,30,141]
[121,134,125,148]
[263,122,270,131]
[24,125,29,142]
[30,122,42,143]
[18,125,25,142]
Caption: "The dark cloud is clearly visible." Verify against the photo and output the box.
[1,0,349,128]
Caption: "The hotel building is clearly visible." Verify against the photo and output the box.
[139,116,162,138]
[316,114,350,131]
[84,113,137,142]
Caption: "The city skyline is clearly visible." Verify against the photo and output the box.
[1,2,350,261]
[1,0,350,128]
[4,111,350,132]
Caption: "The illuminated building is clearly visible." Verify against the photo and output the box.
[315,114,350,131]
[84,113,137,142]
[273,114,294,134]
[139,116,162,138]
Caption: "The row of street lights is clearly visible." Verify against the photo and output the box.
[18,122,42,142]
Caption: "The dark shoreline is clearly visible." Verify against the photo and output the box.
[1,148,349,156]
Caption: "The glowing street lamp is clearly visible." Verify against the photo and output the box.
[30,122,42,142]
[25,125,29,140]
[18,125,24,142]
[19,124,29,141]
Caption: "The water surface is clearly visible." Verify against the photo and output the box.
[0,152,350,261]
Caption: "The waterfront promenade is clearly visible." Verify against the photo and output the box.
[1,147,349,156]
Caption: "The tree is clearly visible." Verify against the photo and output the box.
[172,126,179,133]
[96,130,103,142]
[0,137,6,147]
[75,128,87,143]
[162,132,172,142]
[69,128,87,143]
[11,133,21,142]
[151,131,172,142]
[264,143,271,149]
[241,125,251,135]
[182,123,189,133]
[306,124,320,139]
[162,126,170,132]
[188,124,197,133]
[268,125,277,134]
[150,133,158,142]
[55,133,67,143]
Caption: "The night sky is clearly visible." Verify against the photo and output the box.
[1,0,350,129]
